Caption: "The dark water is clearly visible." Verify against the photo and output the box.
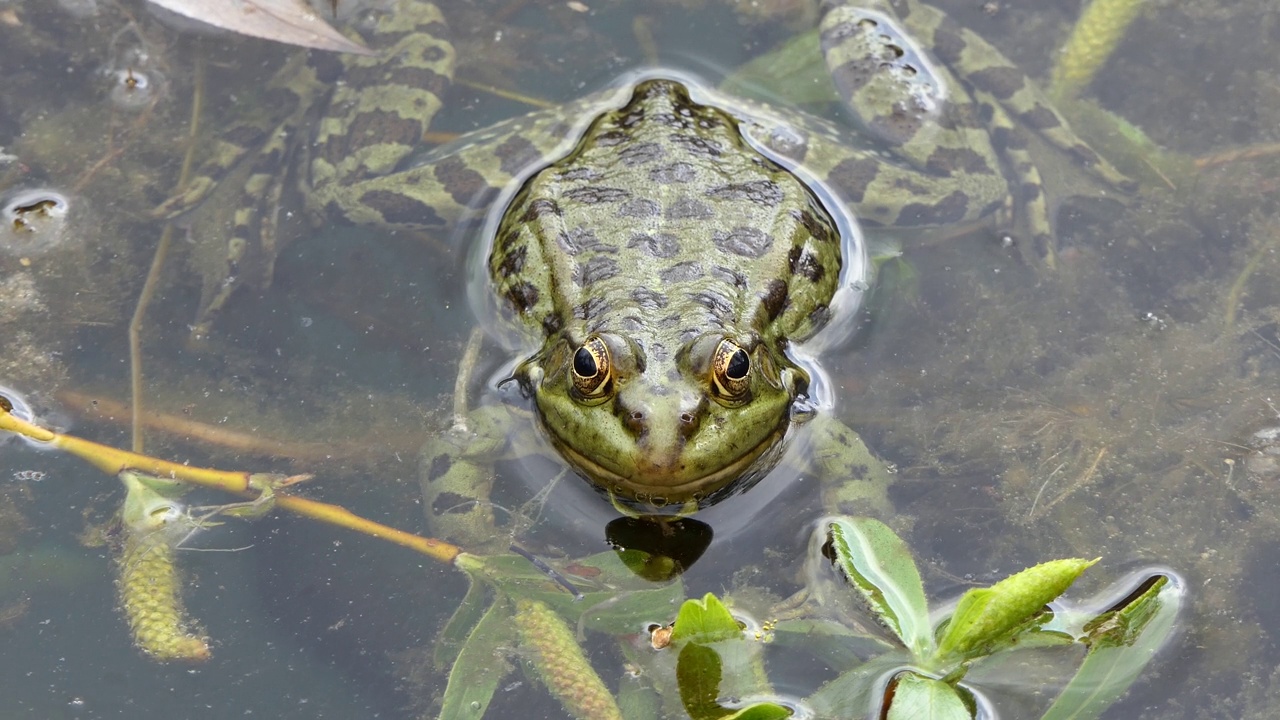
[1,0,1278,718]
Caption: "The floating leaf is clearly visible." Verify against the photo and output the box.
[936,558,1097,661]
[436,597,511,720]
[677,641,792,720]
[147,0,374,55]
[885,672,973,720]
[1041,573,1184,720]
[827,517,933,657]
[670,592,743,645]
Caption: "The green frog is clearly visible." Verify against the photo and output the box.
[161,0,1132,549]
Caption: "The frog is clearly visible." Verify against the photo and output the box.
[157,0,1133,550]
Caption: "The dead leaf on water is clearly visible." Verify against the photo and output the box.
[147,0,375,55]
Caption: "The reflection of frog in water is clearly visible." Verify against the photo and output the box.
[160,1,1131,550]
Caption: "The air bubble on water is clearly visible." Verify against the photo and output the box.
[107,68,160,111]
[1,189,73,257]
[0,385,68,451]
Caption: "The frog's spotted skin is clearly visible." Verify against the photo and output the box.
[158,0,1134,548]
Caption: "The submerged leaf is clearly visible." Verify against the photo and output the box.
[437,597,512,720]
[936,558,1097,661]
[885,672,973,720]
[678,642,725,720]
[148,0,373,55]
[827,517,933,656]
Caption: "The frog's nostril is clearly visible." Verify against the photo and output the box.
[625,410,645,436]
[678,411,701,439]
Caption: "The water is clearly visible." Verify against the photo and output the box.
[1,0,1279,717]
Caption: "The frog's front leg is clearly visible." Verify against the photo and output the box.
[419,403,523,554]
[804,413,895,519]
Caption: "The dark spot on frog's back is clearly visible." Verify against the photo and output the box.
[575,255,620,286]
[666,197,714,220]
[788,246,826,283]
[669,134,721,158]
[1019,104,1063,131]
[761,278,789,320]
[436,156,497,208]
[575,296,611,320]
[928,26,966,65]
[712,226,774,258]
[494,135,543,175]
[650,162,696,184]
[627,232,680,258]
[425,454,452,482]
[432,491,478,516]
[542,313,563,334]
[897,190,969,226]
[496,243,527,276]
[967,66,1026,101]
[706,180,783,207]
[827,157,881,203]
[505,281,540,312]
[618,198,660,218]
[925,147,995,176]
[521,198,561,223]
[632,288,669,310]
[660,261,703,284]
[355,189,448,227]
[562,186,631,204]
[790,208,836,244]
[618,141,665,166]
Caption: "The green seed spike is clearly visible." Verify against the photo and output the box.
[116,528,211,662]
[515,598,623,720]
[1050,0,1147,101]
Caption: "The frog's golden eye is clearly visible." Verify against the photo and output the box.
[571,336,613,400]
[710,339,751,401]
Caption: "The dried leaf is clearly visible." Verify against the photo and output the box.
[148,0,374,55]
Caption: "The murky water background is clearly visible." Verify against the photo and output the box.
[1,0,1279,717]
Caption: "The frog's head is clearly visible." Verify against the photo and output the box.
[516,330,808,508]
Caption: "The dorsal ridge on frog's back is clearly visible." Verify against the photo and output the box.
[490,78,844,358]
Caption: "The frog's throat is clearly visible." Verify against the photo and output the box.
[546,425,787,502]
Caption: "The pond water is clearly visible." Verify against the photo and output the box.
[1,0,1279,718]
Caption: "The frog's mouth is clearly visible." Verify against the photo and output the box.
[546,425,787,505]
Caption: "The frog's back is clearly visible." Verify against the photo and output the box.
[490,79,843,349]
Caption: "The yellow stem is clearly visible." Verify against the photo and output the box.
[0,409,461,564]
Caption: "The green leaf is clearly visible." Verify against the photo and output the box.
[671,593,743,645]
[723,702,793,720]
[678,642,727,720]
[677,641,793,720]
[436,597,512,720]
[806,651,913,718]
[885,672,974,720]
[457,550,684,634]
[1040,574,1184,720]
[827,517,933,656]
[936,558,1098,661]
[434,575,490,669]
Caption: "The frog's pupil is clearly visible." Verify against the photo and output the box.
[574,347,597,377]
[726,349,749,379]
